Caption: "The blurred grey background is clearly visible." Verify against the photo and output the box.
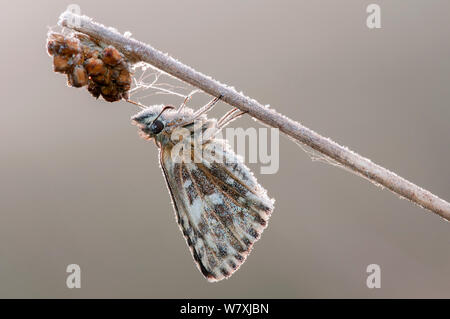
[0,0,449,298]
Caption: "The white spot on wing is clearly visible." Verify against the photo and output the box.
[190,197,204,225]
[208,193,223,205]
[183,179,192,188]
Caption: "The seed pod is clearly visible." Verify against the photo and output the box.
[121,91,130,101]
[102,46,122,66]
[103,94,121,102]
[72,53,84,66]
[101,85,121,102]
[117,68,131,88]
[47,42,58,56]
[91,68,111,86]
[100,84,116,96]
[83,46,100,59]
[53,55,71,73]
[69,65,88,87]
[87,81,101,99]
[61,37,80,56]
[85,58,106,76]
[47,33,65,55]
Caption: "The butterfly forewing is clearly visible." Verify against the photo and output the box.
[160,135,274,282]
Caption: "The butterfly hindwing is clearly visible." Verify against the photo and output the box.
[160,138,274,282]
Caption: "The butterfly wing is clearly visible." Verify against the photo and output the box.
[159,138,274,282]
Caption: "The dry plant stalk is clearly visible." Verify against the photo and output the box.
[54,10,450,222]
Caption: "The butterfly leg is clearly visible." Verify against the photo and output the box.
[218,108,247,129]
[178,89,200,113]
[192,94,223,119]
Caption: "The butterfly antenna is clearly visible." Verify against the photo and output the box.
[153,105,176,123]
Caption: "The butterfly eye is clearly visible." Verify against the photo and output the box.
[150,120,164,134]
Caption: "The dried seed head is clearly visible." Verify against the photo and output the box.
[47,32,132,102]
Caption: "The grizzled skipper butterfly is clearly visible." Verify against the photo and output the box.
[131,96,275,282]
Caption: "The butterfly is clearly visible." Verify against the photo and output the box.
[131,95,275,282]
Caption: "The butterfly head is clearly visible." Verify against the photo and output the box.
[131,104,196,142]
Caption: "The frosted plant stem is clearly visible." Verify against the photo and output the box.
[58,10,450,221]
